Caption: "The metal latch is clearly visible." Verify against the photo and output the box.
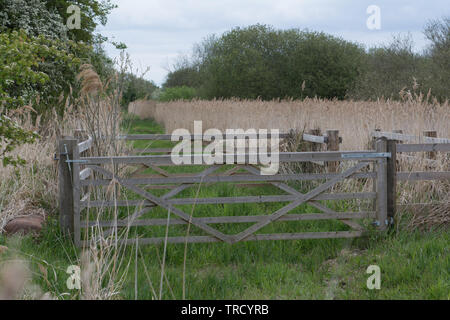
[65,159,88,164]
[341,152,391,159]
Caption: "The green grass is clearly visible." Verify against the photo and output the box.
[1,116,448,300]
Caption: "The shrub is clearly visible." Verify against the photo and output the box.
[0,30,90,115]
[122,73,158,107]
[349,35,426,100]
[159,86,197,102]
[0,0,68,40]
[168,24,365,100]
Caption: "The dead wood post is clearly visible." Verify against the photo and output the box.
[423,130,437,159]
[326,130,340,173]
[58,137,77,236]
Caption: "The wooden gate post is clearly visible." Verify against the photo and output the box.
[375,138,388,231]
[326,130,340,173]
[423,130,437,159]
[58,137,78,235]
[386,139,397,222]
[308,129,322,152]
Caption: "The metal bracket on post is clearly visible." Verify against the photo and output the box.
[65,159,88,164]
[341,152,391,159]
[64,144,72,180]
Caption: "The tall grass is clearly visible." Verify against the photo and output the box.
[0,59,135,299]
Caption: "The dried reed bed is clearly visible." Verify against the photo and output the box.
[128,99,157,120]
[147,97,449,151]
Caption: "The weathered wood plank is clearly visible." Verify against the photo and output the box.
[79,168,93,181]
[397,202,449,211]
[424,136,450,144]
[78,136,93,154]
[168,194,357,205]
[80,150,381,165]
[86,231,363,246]
[80,192,377,208]
[83,212,375,228]
[397,171,450,181]
[148,164,171,177]
[396,143,450,153]
[81,171,376,187]
[372,131,419,142]
[303,133,327,144]
[119,133,291,141]
[133,148,173,154]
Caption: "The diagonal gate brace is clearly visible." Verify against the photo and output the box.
[231,162,370,243]
[89,165,234,244]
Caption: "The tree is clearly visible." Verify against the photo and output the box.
[46,0,117,43]
[159,86,197,102]
[163,67,202,89]
[423,17,450,100]
[122,73,159,106]
[196,24,364,100]
[0,0,68,40]
[349,34,425,100]
[0,30,90,115]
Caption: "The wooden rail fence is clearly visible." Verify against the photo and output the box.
[58,129,449,247]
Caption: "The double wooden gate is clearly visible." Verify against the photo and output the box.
[58,134,391,248]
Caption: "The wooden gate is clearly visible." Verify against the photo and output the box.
[58,134,391,247]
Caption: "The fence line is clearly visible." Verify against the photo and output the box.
[371,130,450,144]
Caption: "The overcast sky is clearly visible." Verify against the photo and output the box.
[98,0,449,86]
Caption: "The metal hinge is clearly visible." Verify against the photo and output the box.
[372,219,393,227]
